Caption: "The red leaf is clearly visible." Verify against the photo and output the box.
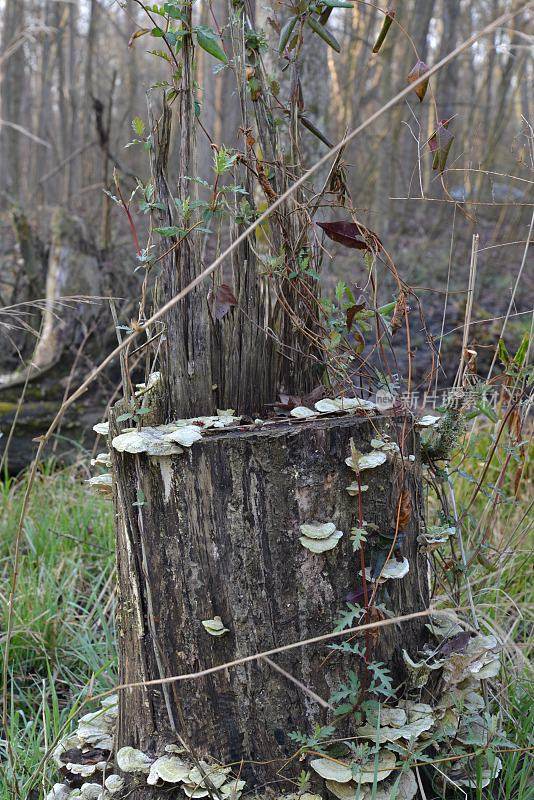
[407,60,429,102]
[316,221,382,253]
[210,283,237,320]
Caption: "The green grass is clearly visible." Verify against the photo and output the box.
[0,464,116,799]
[426,416,533,800]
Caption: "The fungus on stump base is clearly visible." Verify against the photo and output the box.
[111,411,428,795]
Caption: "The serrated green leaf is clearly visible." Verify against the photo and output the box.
[132,116,145,137]
[350,526,368,552]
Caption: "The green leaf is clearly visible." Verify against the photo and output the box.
[350,526,368,552]
[321,0,353,7]
[476,400,498,423]
[195,26,228,63]
[164,2,186,20]
[333,703,354,716]
[306,16,340,51]
[513,333,529,368]
[154,226,186,237]
[117,412,133,422]
[497,338,510,367]
[372,10,395,54]
[132,116,145,137]
[213,147,238,175]
[333,603,363,633]
[278,16,298,53]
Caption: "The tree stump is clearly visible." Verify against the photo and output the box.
[112,412,428,793]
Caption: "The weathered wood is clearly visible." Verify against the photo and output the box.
[112,413,428,794]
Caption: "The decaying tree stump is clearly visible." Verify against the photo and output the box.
[112,412,428,793]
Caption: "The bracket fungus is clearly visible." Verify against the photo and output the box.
[290,405,318,419]
[311,750,397,791]
[104,774,124,795]
[116,746,153,774]
[48,693,247,800]
[357,701,434,745]
[164,426,204,447]
[92,421,109,436]
[402,647,444,688]
[90,452,111,468]
[309,758,353,783]
[111,427,183,456]
[299,522,344,553]
[416,414,440,427]
[147,756,191,785]
[345,481,368,496]
[418,524,455,551]
[74,785,102,800]
[314,397,378,414]
[135,371,161,396]
[345,451,387,471]
[370,437,400,455]
[108,411,242,459]
[325,779,365,800]
[202,616,230,636]
[86,474,112,495]
[350,750,396,783]
[359,556,410,584]
[45,785,72,800]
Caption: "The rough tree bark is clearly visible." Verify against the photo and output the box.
[113,412,428,794]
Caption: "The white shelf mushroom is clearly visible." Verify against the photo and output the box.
[147,756,191,785]
[116,746,153,774]
[299,522,344,553]
[201,617,230,636]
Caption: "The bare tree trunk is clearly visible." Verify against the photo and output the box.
[435,0,459,123]
[32,0,53,198]
[65,1,79,202]
[0,0,26,203]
